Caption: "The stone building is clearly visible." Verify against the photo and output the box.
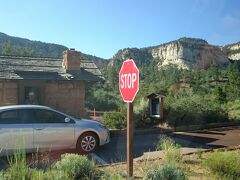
[0,49,103,116]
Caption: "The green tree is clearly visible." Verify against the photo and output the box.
[2,41,15,55]
[206,64,220,82]
[214,86,226,103]
[226,63,240,99]
[104,59,122,90]
[2,41,33,56]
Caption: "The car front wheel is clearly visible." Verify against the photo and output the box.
[77,132,99,154]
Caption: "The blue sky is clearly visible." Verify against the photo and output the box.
[0,0,240,58]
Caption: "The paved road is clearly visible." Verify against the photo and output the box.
[173,126,240,148]
[94,126,240,164]
[1,126,240,168]
[94,134,209,164]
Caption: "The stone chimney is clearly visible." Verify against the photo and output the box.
[62,48,81,71]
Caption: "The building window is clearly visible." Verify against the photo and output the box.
[24,86,41,105]
[18,80,45,105]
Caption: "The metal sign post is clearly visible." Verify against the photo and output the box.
[119,59,139,178]
[127,102,133,177]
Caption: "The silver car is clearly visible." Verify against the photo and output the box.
[0,105,110,156]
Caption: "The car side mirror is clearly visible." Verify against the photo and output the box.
[64,117,71,123]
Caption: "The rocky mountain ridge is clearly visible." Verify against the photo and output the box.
[222,42,240,61]
[0,32,108,69]
[0,32,239,70]
[111,38,236,69]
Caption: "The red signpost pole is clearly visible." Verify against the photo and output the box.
[127,102,134,178]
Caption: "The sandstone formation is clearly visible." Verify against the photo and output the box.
[151,39,229,69]
[223,42,240,61]
[111,38,230,69]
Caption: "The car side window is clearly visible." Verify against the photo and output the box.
[53,112,67,123]
[34,109,53,123]
[0,109,34,124]
[19,109,34,124]
[0,110,19,124]
[33,109,66,123]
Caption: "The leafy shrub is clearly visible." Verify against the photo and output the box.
[224,100,240,120]
[134,98,150,127]
[157,135,182,164]
[203,151,240,179]
[143,164,187,180]
[3,153,90,180]
[86,88,119,111]
[102,111,126,129]
[101,172,125,180]
[53,154,96,179]
[196,148,204,159]
[4,162,28,179]
[5,149,28,179]
[164,94,228,127]
[102,98,150,129]
[26,169,63,180]
[0,172,4,179]
[5,168,71,180]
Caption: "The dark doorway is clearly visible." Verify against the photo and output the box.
[24,86,41,104]
[18,80,45,105]
[151,98,160,116]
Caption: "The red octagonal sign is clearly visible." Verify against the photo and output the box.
[119,59,139,102]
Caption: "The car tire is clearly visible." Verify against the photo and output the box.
[76,132,99,154]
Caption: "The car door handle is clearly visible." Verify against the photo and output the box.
[34,128,44,130]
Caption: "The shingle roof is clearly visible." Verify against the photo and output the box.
[0,56,104,81]
[147,92,165,98]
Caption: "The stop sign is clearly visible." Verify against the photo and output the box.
[119,59,139,102]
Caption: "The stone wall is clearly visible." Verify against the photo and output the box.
[0,80,18,106]
[45,81,85,117]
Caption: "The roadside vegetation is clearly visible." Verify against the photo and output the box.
[100,137,240,179]
[0,152,103,180]
[87,62,240,129]
[203,150,240,179]
[1,138,240,179]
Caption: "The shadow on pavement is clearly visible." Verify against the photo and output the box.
[169,133,226,149]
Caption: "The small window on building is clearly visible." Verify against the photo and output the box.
[24,86,41,105]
